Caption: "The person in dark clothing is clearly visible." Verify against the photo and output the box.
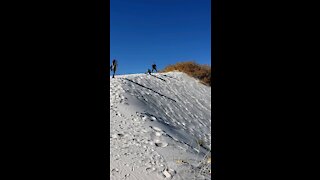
[152,63,157,73]
[110,59,117,78]
[147,69,152,75]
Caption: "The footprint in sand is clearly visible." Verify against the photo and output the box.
[150,126,162,132]
[154,139,168,147]
[149,127,168,147]
[146,167,156,172]
[111,133,125,139]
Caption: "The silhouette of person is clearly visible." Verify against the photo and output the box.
[147,69,151,75]
[152,63,157,73]
[110,59,117,78]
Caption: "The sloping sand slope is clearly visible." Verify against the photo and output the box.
[110,72,211,180]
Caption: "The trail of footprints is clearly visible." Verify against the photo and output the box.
[110,80,176,179]
[110,111,173,179]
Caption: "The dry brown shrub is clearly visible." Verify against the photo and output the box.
[161,61,211,86]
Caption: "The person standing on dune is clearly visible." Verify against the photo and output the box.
[147,69,151,75]
[152,63,157,73]
[110,59,118,78]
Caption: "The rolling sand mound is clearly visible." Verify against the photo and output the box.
[110,72,211,180]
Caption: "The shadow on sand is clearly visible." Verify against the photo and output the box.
[150,74,166,82]
[122,78,177,103]
[161,74,178,80]
[142,111,210,154]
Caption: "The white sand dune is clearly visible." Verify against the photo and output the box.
[110,72,211,180]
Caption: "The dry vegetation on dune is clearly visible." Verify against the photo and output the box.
[161,61,211,86]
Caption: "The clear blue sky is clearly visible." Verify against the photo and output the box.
[110,0,211,75]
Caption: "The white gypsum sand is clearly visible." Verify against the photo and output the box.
[110,72,211,180]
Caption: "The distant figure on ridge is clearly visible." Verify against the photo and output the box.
[147,69,152,75]
[152,63,157,73]
[110,59,118,78]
